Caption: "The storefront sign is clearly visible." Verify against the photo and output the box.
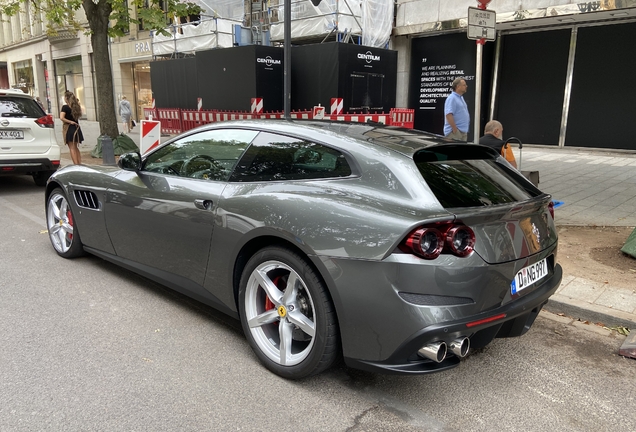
[135,42,151,53]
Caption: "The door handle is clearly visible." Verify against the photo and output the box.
[194,199,213,210]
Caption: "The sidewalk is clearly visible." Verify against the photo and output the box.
[60,120,636,329]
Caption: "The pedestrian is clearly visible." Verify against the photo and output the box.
[119,95,132,133]
[479,120,517,168]
[444,77,470,141]
[60,91,84,165]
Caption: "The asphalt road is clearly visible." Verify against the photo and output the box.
[1,175,635,432]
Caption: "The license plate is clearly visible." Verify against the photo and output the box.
[0,130,24,139]
[511,258,548,295]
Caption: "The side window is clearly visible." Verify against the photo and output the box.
[230,132,352,182]
[143,129,258,181]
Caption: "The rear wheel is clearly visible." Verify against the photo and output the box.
[239,247,339,379]
[46,188,85,258]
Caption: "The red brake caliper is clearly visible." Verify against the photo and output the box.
[264,276,282,321]
[66,209,74,240]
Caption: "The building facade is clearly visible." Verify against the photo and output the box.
[0,6,151,124]
[0,0,634,151]
[393,0,636,149]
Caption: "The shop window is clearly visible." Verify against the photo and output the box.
[54,56,86,118]
[12,60,34,96]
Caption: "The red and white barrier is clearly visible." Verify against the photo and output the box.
[313,105,325,119]
[140,120,161,154]
[197,98,202,111]
[157,108,183,134]
[330,98,343,115]
[154,106,415,135]
[326,114,389,124]
[251,98,263,114]
[389,108,415,129]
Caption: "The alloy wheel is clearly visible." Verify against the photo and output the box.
[244,260,316,366]
[47,191,75,254]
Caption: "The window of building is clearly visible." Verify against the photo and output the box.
[12,60,34,95]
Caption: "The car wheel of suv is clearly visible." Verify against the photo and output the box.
[46,188,85,258]
[239,247,339,379]
[33,170,55,187]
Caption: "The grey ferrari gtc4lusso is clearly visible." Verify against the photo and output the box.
[45,120,561,379]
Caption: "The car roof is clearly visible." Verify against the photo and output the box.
[201,119,458,157]
[0,89,35,98]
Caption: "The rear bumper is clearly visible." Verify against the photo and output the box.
[343,263,562,375]
[0,158,60,175]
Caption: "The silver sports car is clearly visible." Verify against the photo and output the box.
[45,120,562,379]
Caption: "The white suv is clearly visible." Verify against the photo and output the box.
[0,89,60,186]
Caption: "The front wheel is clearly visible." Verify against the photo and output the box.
[239,247,339,379]
[46,188,85,258]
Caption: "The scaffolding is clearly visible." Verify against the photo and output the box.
[268,0,363,43]
[151,0,393,56]
[151,18,240,57]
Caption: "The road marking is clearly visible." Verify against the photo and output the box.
[0,197,46,227]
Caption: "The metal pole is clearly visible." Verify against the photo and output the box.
[474,41,483,144]
[284,0,291,119]
[559,27,578,148]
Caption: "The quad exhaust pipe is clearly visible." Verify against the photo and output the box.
[418,337,470,363]
[449,337,470,358]
[418,341,447,363]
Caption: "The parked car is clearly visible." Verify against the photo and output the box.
[0,89,59,186]
[44,120,562,379]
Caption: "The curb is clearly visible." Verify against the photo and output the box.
[544,294,636,329]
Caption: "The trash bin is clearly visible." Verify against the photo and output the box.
[99,134,116,166]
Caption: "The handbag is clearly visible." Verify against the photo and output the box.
[131,120,136,127]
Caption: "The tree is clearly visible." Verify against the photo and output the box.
[1,0,201,138]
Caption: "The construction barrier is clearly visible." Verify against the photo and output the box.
[156,108,183,134]
[181,109,217,131]
[154,107,415,135]
[325,113,390,125]
[389,108,415,129]
[143,107,157,120]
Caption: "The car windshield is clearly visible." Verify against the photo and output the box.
[0,96,44,118]
[413,146,536,208]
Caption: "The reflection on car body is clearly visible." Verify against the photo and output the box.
[45,120,561,379]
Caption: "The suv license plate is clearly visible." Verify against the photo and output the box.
[0,130,24,139]
[511,258,548,295]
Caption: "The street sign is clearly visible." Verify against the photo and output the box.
[467,7,496,41]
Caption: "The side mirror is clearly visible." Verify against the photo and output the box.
[118,152,142,171]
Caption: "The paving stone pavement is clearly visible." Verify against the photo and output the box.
[58,121,636,330]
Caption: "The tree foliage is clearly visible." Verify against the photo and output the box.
[1,0,202,140]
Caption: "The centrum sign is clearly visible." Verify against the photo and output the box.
[358,51,380,63]
[257,56,281,66]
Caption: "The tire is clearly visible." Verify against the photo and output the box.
[33,170,55,187]
[46,188,85,258]
[239,247,339,379]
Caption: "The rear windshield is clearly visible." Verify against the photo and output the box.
[414,146,536,208]
[0,96,44,118]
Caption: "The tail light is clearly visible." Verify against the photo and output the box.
[548,201,555,220]
[35,115,54,128]
[404,228,444,259]
[446,226,475,257]
[400,222,476,260]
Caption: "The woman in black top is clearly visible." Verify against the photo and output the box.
[60,91,84,165]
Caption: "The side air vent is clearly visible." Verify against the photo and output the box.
[74,190,100,210]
